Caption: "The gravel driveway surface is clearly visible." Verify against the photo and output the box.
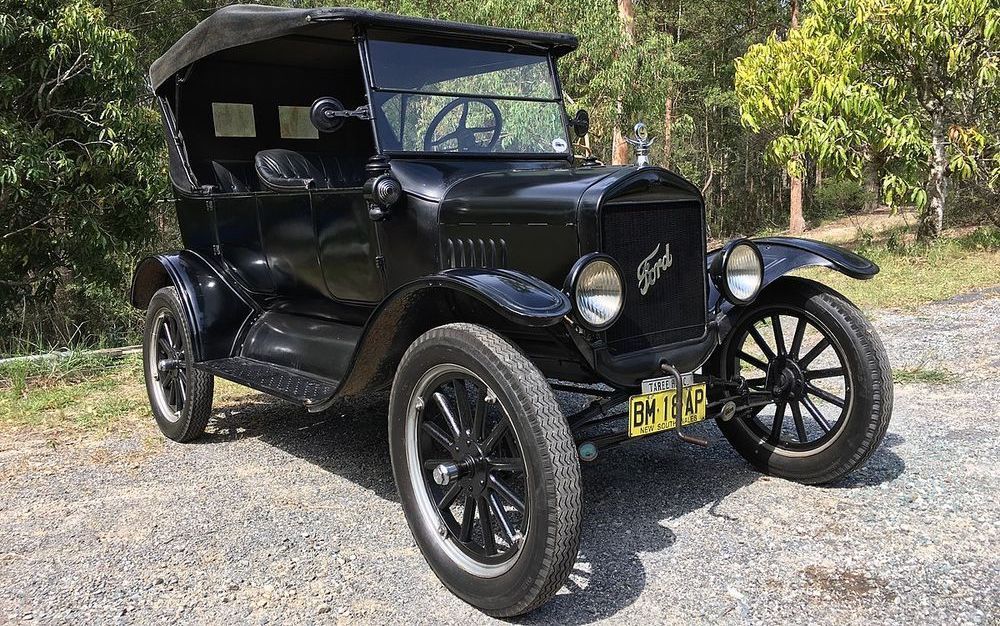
[1,292,998,625]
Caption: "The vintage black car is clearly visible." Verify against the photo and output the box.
[132,5,893,616]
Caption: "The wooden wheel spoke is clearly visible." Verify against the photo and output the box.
[451,379,473,433]
[471,393,486,440]
[459,497,476,542]
[437,482,463,511]
[477,497,496,555]
[421,421,453,450]
[806,383,846,408]
[791,401,807,443]
[487,457,524,473]
[482,419,509,453]
[771,314,786,355]
[801,396,832,432]
[799,338,830,368]
[769,400,787,441]
[157,337,172,356]
[789,316,807,358]
[488,492,517,544]
[432,391,462,438]
[176,374,187,406]
[804,367,845,380]
[739,351,770,372]
[747,326,775,360]
[488,474,525,512]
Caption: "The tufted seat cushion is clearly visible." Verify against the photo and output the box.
[254,149,347,191]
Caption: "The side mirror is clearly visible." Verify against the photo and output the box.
[310,97,347,133]
[570,109,590,138]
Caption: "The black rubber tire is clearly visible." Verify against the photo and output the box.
[388,323,581,617]
[142,287,214,442]
[714,277,893,485]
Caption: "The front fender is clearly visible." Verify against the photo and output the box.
[316,267,571,405]
[708,236,878,335]
[428,267,572,326]
[130,251,257,361]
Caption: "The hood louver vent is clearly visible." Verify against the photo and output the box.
[444,238,508,269]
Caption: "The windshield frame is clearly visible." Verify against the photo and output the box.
[358,31,572,160]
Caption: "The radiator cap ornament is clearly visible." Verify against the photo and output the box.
[625,121,655,167]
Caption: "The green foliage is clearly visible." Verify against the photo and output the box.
[735,0,1000,229]
[811,179,872,222]
[0,0,167,354]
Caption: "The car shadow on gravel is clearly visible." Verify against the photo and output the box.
[195,392,906,625]
[198,392,399,501]
[518,431,759,625]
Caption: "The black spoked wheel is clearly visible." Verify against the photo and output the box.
[728,305,853,453]
[143,287,214,442]
[714,277,893,484]
[149,309,188,417]
[389,323,581,617]
[411,365,528,572]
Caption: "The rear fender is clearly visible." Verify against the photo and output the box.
[130,251,257,361]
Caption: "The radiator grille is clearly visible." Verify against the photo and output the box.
[602,200,707,353]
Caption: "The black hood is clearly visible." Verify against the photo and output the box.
[390,159,701,233]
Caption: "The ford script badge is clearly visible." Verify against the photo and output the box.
[637,243,673,296]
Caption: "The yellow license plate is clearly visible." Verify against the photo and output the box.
[628,383,708,438]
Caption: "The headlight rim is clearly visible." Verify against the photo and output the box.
[711,239,764,305]
[565,253,626,331]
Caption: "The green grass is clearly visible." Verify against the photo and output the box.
[893,365,957,385]
[798,226,1000,309]
[0,352,258,436]
[0,353,151,434]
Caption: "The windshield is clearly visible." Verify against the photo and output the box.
[366,40,570,156]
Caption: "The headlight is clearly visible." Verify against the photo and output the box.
[712,240,763,304]
[569,255,625,330]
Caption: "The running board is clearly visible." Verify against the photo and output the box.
[199,357,338,407]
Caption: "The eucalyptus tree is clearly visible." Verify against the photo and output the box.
[736,0,1000,240]
[0,0,164,349]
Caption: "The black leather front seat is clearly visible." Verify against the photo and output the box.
[254,149,346,191]
[211,160,257,193]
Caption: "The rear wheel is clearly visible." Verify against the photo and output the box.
[143,287,214,442]
[715,277,892,484]
[389,323,581,617]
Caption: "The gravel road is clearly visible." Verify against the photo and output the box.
[1,291,998,625]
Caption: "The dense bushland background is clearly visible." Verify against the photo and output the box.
[1,0,997,355]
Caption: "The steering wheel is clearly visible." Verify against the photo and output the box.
[422,98,503,152]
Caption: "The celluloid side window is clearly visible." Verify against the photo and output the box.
[212,103,256,138]
[278,106,318,139]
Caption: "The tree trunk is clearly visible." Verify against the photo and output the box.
[790,0,800,29]
[611,0,636,165]
[919,116,948,240]
[789,172,806,234]
[663,96,673,168]
[814,165,822,189]
[862,161,880,213]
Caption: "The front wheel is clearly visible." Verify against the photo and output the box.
[388,323,581,617]
[714,277,893,484]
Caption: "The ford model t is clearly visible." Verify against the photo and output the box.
[133,5,893,616]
